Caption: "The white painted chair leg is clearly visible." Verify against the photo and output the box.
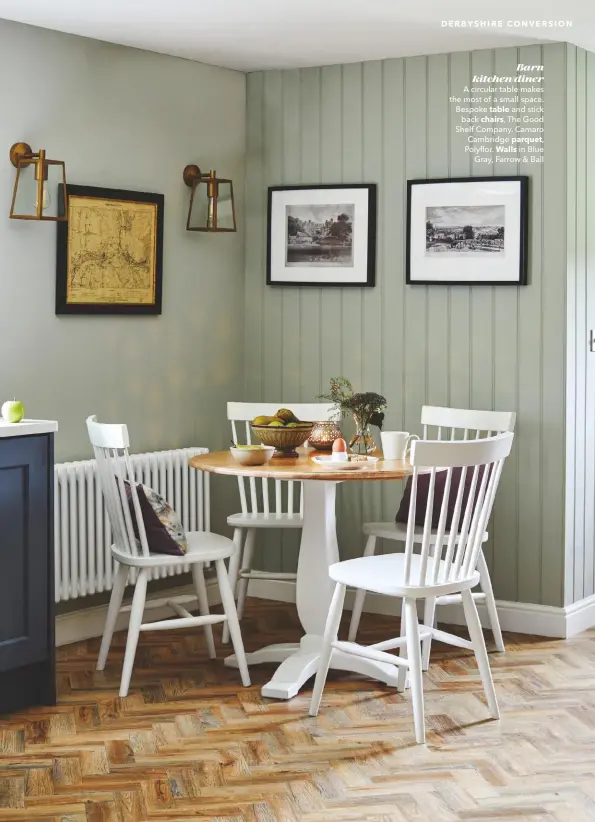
[309,583,346,717]
[216,559,250,687]
[405,598,425,744]
[97,563,128,671]
[461,588,500,719]
[397,597,408,691]
[192,563,216,660]
[421,597,436,671]
[119,568,148,698]
[236,528,256,620]
[477,549,505,653]
[222,528,243,645]
[347,535,377,642]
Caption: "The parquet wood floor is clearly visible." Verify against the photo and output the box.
[1,599,595,821]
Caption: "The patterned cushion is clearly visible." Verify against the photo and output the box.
[125,481,187,556]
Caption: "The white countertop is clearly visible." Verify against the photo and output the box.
[0,419,58,438]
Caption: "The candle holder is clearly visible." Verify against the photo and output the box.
[308,420,343,451]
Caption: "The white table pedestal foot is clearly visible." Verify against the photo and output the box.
[225,633,401,699]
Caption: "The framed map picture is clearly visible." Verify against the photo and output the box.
[56,185,164,315]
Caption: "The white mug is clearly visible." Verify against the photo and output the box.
[380,430,420,461]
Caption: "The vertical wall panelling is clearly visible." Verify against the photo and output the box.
[281,70,302,401]
[540,43,567,607]
[469,50,497,578]
[447,52,473,410]
[339,62,365,551]
[320,64,344,382]
[279,69,303,574]
[403,57,428,437]
[585,50,595,600]
[260,71,284,573]
[380,58,406,532]
[577,48,591,600]
[425,55,450,410]
[245,72,266,404]
[299,68,323,404]
[492,47,522,602]
[245,45,572,606]
[362,60,384,525]
[565,46,595,605]
[564,46,578,604]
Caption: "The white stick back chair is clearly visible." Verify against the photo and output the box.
[223,402,336,642]
[349,405,516,660]
[311,432,514,744]
[86,415,250,696]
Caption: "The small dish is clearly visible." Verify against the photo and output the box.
[230,446,275,466]
[312,455,379,470]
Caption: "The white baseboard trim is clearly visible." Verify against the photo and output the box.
[565,593,595,638]
[56,577,595,647]
[56,580,222,647]
[246,579,588,640]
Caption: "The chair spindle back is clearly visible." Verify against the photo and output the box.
[86,415,150,558]
[421,405,516,443]
[404,432,514,588]
[227,402,337,518]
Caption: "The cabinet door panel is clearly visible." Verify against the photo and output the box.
[0,435,49,670]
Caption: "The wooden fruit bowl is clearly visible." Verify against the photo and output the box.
[250,423,314,457]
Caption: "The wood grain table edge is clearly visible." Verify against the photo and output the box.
[188,448,412,481]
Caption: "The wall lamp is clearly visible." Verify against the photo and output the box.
[9,142,67,221]
[182,165,236,232]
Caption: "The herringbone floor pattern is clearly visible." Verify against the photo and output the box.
[1,599,595,821]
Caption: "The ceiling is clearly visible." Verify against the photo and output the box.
[0,0,589,72]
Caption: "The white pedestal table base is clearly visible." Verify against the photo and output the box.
[225,633,401,699]
[224,480,401,699]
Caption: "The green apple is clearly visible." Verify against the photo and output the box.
[1,399,24,423]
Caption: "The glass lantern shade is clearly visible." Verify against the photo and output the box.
[9,148,67,221]
[186,169,236,232]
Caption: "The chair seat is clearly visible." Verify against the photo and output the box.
[363,520,489,543]
[329,552,480,598]
[227,512,304,529]
[112,529,234,567]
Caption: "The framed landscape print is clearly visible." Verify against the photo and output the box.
[266,184,376,287]
[56,185,164,315]
[406,176,528,286]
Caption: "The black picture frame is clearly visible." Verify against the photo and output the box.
[56,184,164,315]
[266,184,376,287]
[406,176,528,286]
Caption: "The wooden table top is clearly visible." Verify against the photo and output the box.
[189,448,413,482]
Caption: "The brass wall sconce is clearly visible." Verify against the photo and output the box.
[9,142,67,221]
[182,165,236,232]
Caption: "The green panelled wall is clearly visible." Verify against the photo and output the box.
[244,44,569,607]
[565,48,595,605]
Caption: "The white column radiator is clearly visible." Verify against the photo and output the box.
[54,447,210,603]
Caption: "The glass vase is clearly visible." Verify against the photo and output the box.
[348,418,376,454]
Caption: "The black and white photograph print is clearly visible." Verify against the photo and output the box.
[267,184,376,287]
[425,205,505,255]
[286,204,354,267]
[407,176,528,285]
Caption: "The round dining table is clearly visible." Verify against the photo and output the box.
[189,448,413,700]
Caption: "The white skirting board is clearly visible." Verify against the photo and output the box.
[56,578,595,647]
[245,579,595,640]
